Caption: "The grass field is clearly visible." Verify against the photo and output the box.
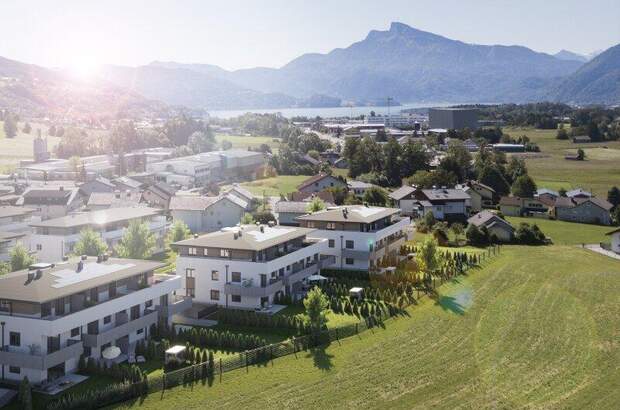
[505,216,613,245]
[215,134,281,152]
[0,121,61,172]
[504,127,620,197]
[237,175,311,196]
[112,245,620,409]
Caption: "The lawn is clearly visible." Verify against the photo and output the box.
[111,245,620,409]
[215,134,281,152]
[505,216,612,245]
[0,121,61,172]
[504,127,620,197]
[236,175,312,196]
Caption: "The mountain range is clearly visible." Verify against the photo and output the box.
[0,22,618,117]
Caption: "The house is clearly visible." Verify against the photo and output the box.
[274,199,336,226]
[112,176,144,192]
[467,211,515,242]
[289,190,335,204]
[296,205,411,270]
[572,135,592,143]
[224,185,255,211]
[297,174,347,194]
[395,188,470,222]
[499,196,548,217]
[319,150,341,165]
[300,154,320,167]
[0,257,185,383]
[606,227,620,253]
[87,191,143,211]
[142,182,177,210]
[78,177,116,197]
[348,180,375,198]
[30,207,167,263]
[173,224,330,309]
[535,188,559,206]
[333,158,349,169]
[0,206,37,235]
[170,194,247,234]
[17,186,83,220]
[457,180,495,212]
[389,186,417,216]
[551,197,613,225]
[566,188,592,199]
[0,231,26,261]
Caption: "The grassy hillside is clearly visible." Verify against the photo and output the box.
[505,216,613,245]
[0,121,61,172]
[504,127,620,197]
[214,134,281,152]
[236,175,311,196]
[112,245,620,409]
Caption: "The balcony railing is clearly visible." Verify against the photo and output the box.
[224,278,284,297]
[0,340,83,370]
[157,295,192,317]
[82,309,158,348]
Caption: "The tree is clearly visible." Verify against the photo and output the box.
[415,237,439,278]
[303,287,330,338]
[451,223,465,245]
[240,213,255,224]
[362,186,388,206]
[506,156,528,184]
[511,174,537,198]
[466,224,488,246]
[382,137,402,186]
[74,228,108,256]
[0,262,9,276]
[166,220,191,247]
[68,156,82,174]
[607,186,620,210]
[115,221,156,259]
[188,130,216,153]
[478,165,510,197]
[442,140,472,182]
[18,376,32,410]
[22,122,32,134]
[10,243,35,272]
[400,141,428,178]
[306,197,326,213]
[556,128,569,140]
[576,148,585,161]
[3,115,17,138]
[558,187,567,197]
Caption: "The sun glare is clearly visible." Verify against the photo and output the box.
[68,57,101,81]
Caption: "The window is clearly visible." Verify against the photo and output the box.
[9,332,20,347]
[130,305,140,321]
[185,268,195,278]
[326,222,336,230]
[210,290,220,301]
[137,328,144,334]
[145,300,153,308]
[346,240,354,249]
[231,295,241,303]
[307,221,316,228]
[36,244,42,251]
[203,248,209,256]
[220,249,230,258]
[71,327,80,337]
[9,366,20,374]
[328,239,335,248]
[346,258,354,265]
[188,247,197,256]
[231,272,241,283]
[211,270,219,281]
[104,315,111,324]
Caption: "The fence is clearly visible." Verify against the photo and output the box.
[45,245,501,410]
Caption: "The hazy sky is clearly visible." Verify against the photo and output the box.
[1,0,618,71]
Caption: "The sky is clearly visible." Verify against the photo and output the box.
[0,0,618,72]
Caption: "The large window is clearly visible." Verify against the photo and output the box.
[346,240,354,249]
[188,247,197,256]
[9,332,20,347]
[345,258,354,265]
[231,272,241,283]
[231,295,241,303]
[130,305,140,321]
[326,222,336,230]
[328,239,335,248]
[210,290,220,301]
[211,270,219,281]
[220,249,230,258]
[9,366,20,374]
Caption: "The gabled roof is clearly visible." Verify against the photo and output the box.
[297,174,344,190]
[566,188,592,198]
[19,187,80,206]
[421,189,471,201]
[226,185,254,202]
[389,185,416,200]
[468,210,514,232]
[348,180,374,189]
[499,196,522,207]
[554,196,613,211]
[147,182,176,198]
[169,194,247,212]
[536,188,559,197]
[468,180,495,193]
[113,176,143,190]
[290,191,335,203]
[87,192,143,208]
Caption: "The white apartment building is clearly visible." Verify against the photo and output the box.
[30,207,168,263]
[173,224,332,309]
[296,205,411,271]
[0,257,187,383]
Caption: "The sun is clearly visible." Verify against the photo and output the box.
[67,56,101,81]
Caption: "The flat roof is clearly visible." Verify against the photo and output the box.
[0,257,166,303]
[296,205,399,224]
[30,207,161,229]
[173,224,315,251]
[0,206,36,219]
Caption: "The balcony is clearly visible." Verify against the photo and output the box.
[224,278,284,297]
[283,263,320,286]
[0,340,83,370]
[318,254,336,268]
[341,248,371,259]
[82,309,158,348]
[158,295,192,317]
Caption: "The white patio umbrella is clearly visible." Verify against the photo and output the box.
[102,346,122,360]
[307,274,328,282]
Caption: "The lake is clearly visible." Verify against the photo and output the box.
[207,102,468,119]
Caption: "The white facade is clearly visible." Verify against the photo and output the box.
[610,231,620,253]
[171,198,245,234]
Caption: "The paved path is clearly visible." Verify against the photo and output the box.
[584,244,620,260]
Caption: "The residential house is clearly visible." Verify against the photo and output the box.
[17,186,83,220]
[30,207,167,263]
[606,227,620,253]
[388,186,417,216]
[499,196,549,217]
[173,224,331,309]
[289,190,336,204]
[297,174,347,194]
[78,177,116,197]
[112,177,144,192]
[535,188,559,206]
[170,194,247,234]
[142,182,177,210]
[566,188,592,199]
[392,187,470,221]
[224,185,255,211]
[457,180,495,212]
[0,257,185,383]
[275,198,336,226]
[87,191,143,211]
[0,232,26,262]
[296,205,411,270]
[333,158,349,169]
[0,206,38,255]
[551,197,613,225]
[348,181,376,198]
[467,211,515,242]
